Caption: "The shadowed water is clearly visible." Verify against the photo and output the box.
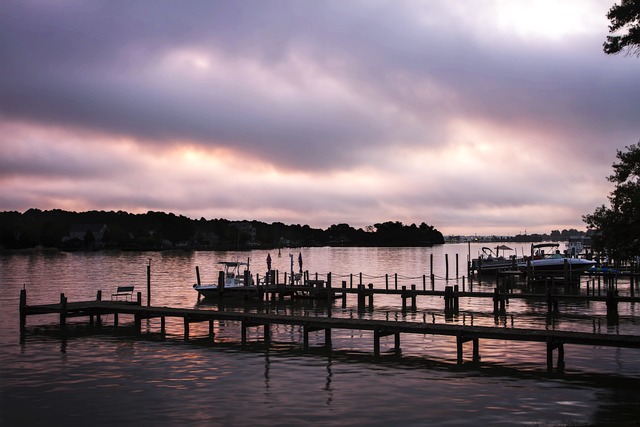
[2,244,640,426]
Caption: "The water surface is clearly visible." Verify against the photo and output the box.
[2,244,639,425]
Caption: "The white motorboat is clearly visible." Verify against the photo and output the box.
[193,261,255,299]
[518,243,596,276]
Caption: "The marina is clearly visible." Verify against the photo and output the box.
[3,244,640,425]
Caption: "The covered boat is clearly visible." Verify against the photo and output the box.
[471,245,520,274]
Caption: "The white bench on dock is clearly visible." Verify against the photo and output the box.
[111,286,134,301]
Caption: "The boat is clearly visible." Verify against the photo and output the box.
[193,261,256,299]
[518,243,596,276]
[471,245,520,274]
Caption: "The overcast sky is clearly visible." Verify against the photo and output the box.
[1,0,638,236]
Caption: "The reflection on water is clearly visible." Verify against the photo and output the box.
[2,245,640,425]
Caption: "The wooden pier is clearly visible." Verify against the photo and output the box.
[19,289,640,373]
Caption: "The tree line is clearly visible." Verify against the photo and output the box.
[0,209,445,251]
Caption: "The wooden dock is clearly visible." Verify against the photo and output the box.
[19,289,640,373]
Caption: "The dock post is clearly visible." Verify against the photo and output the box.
[359,272,363,287]
[546,288,554,315]
[423,274,426,291]
[19,288,26,336]
[327,273,333,317]
[401,286,407,313]
[431,273,435,290]
[183,317,190,341]
[136,291,142,306]
[546,340,564,373]
[385,274,389,290]
[95,290,102,326]
[445,254,449,280]
[394,273,398,290]
[342,281,347,308]
[245,270,251,288]
[160,317,166,337]
[264,324,271,347]
[394,333,401,355]
[456,335,463,364]
[368,284,374,311]
[472,338,480,362]
[606,289,619,318]
[453,284,459,312]
[444,286,454,315]
[303,326,310,349]
[147,260,151,307]
[59,293,67,331]
[357,285,366,313]
[135,313,141,335]
[218,271,225,296]
[411,284,417,311]
[209,320,214,339]
[430,254,433,281]
[374,329,381,357]
[325,328,332,349]
[241,321,247,345]
[456,254,459,279]
[493,288,499,315]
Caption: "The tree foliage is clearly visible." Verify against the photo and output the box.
[604,0,640,55]
[0,209,445,250]
[583,143,640,260]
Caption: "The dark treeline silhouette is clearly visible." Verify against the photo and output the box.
[0,209,445,251]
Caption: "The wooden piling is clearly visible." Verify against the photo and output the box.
[218,271,225,296]
[401,286,407,313]
[147,260,151,307]
[445,254,449,280]
[342,281,347,308]
[411,284,417,311]
[453,285,459,312]
[19,288,26,335]
[184,317,190,341]
[357,284,366,313]
[430,254,433,279]
[59,293,67,330]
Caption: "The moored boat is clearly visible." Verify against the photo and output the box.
[193,260,256,299]
[471,245,520,274]
[518,243,596,277]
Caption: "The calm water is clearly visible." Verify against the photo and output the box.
[2,244,640,426]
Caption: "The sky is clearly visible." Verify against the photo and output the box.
[1,0,638,236]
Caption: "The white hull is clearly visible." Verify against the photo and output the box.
[518,257,596,275]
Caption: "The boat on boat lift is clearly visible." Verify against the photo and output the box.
[193,260,255,299]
